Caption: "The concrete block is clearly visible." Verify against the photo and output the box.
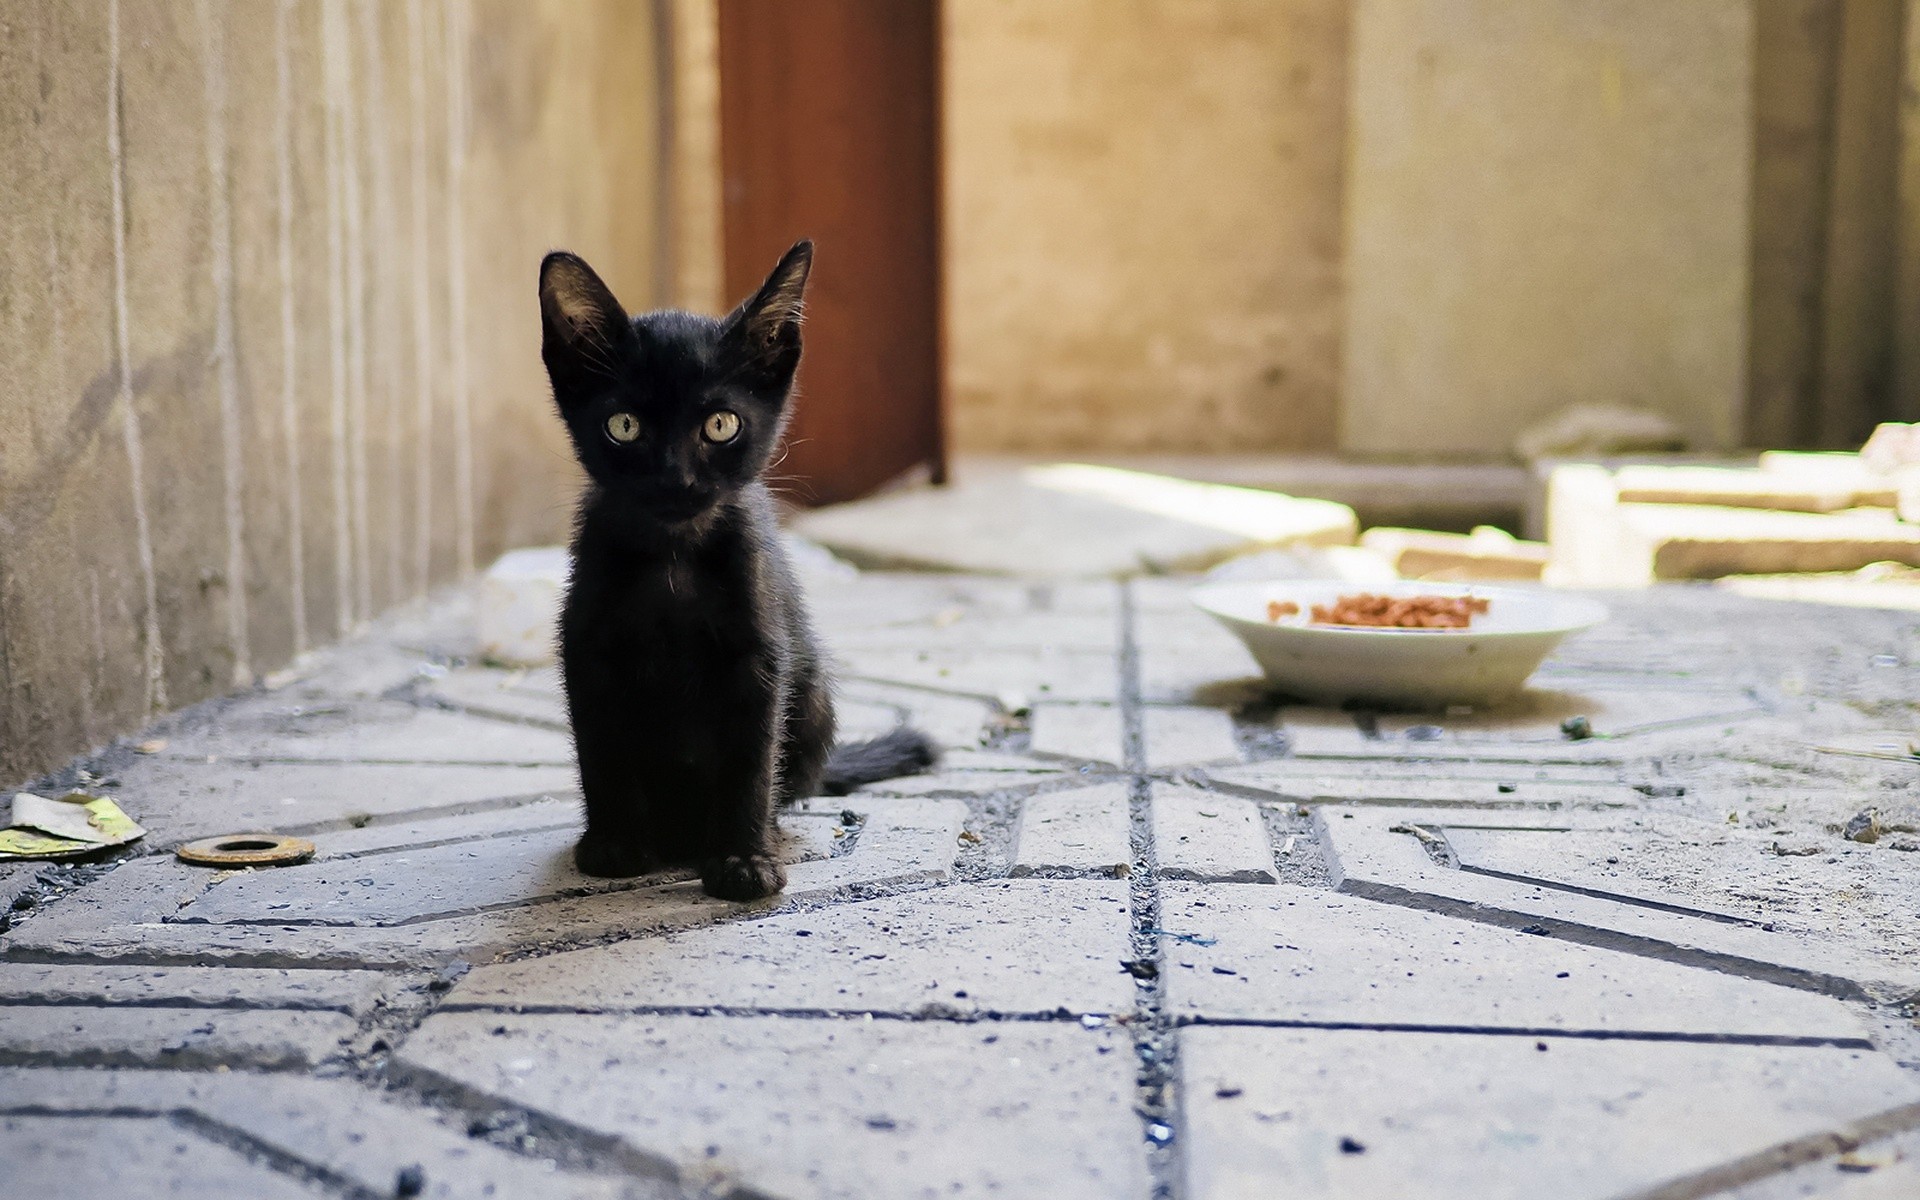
[179,810,852,928]
[1441,821,1920,972]
[1728,1127,1920,1199]
[1136,643,1265,709]
[830,610,1119,654]
[1025,466,1359,567]
[1203,543,1401,586]
[811,575,1116,640]
[9,799,965,969]
[836,645,1120,703]
[854,766,1067,797]
[1011,784,1133,877]
[0,1113,319,1199]
[1143,706,1240,768]
[792,466,1353,578]
[307,796,581,857]
[1859,424,1920,474]
[1153,786,1276,883]
[1614,463,1892,513]
[1030,704,1124,765]
[475,546,567,667]
[1051,455,1531,534]
[189,1076,646,1200]
[1233,684,1767,766]
[426,665,567,728]
[1371,687,1765,744]
[399,1013,1147,1200]
[1625,498,1920,580]
[1720,562,1920,611]
[99,756,579,846]
[1547,463,1920,586]
[1544,463,1639,587]
[1210,683,1760,768]
[156,698,573,767]
[1157,883,1865,1040]
[177,826,636,927]
[837,681,1002,751]
[1211,764,1641,809]
[1180,1028,1920,1200]
[1359,526,1548,581]
[0,1007,356,1069]
[1269,706,1369,756]
[1316,807,1919,998]
[940,748,1071,772]
[835,697,904,741]
[1759,450,1903,505]
[1132,604,1267,707]
[0,1069,641,1200]
[783,533,861,590]
[444,880,1134,1016]
[0,964,392,1013]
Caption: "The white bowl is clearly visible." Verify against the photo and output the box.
[1190,580,1608,708]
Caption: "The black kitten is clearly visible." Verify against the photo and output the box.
[538,241,936,901]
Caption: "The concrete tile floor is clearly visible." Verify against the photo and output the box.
[1,571,1917,1198]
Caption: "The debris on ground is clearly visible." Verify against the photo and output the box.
[1560,715,1594,741]
[394,1163,427,1197]
[0,792,146,861]
[1843,809,1883,844]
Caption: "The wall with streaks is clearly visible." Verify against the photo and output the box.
[943,0,1350,455]
[0,0,668,783]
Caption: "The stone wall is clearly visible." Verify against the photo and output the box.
[944,0,1919,459]
[1340,0,1754,457]
[0,0,668,783]
[943,0,1351,455]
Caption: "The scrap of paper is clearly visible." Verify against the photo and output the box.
[0,791,146,860]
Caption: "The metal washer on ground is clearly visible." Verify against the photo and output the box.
[176,833,316,868]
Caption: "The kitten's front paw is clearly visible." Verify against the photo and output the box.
[574,833,656,878]
[701,854,787,901]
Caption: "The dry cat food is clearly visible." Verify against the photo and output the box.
[1266,593,1491,629]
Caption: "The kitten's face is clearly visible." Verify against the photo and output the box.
[538,242,812,522]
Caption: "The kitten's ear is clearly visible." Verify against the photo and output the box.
[539,251,633,401]
[722,240,813,375]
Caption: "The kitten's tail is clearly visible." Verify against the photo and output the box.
[818,728,939,796]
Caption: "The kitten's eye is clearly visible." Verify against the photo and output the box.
[702,410,742,444]
[605,412,641,444]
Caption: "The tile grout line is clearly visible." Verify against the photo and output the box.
[1118,580,1180,1199]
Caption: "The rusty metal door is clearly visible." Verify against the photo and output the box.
[718,0,947,506]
